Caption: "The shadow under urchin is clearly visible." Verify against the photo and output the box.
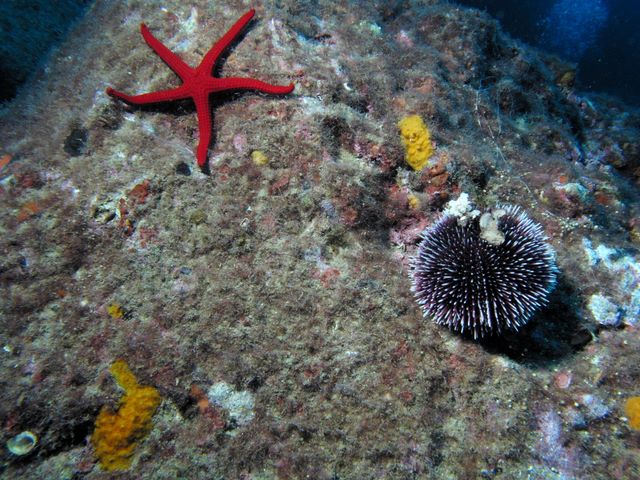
[410,205,558,339]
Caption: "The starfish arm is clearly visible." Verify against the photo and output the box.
[199,9,256,74]
[107,85,192,105]
[212,77,295,95]
[140,23,194,81]
[193,94,213,168]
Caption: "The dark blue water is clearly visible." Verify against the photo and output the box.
[0,0,92,102]
[3,0,638,106]
[455,0,640,106]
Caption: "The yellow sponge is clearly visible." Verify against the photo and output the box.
[625,396,640,430]
[398,115,434,171]
[91,359,161,471]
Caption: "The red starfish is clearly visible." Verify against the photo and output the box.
[106,9,294,170]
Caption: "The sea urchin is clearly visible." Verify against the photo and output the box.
[410,202,557,339]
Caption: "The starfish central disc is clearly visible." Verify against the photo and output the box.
[106,9,294,170]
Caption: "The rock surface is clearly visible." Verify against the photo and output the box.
[1,1,639,478]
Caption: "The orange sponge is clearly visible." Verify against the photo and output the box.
[91,359,161,471]
[625,396,640,430]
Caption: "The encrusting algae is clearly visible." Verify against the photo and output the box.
[251,149,269,166]
[91,359,161,471]
[107,303,124,320]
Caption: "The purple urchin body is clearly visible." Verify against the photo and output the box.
[410,205,557,339]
